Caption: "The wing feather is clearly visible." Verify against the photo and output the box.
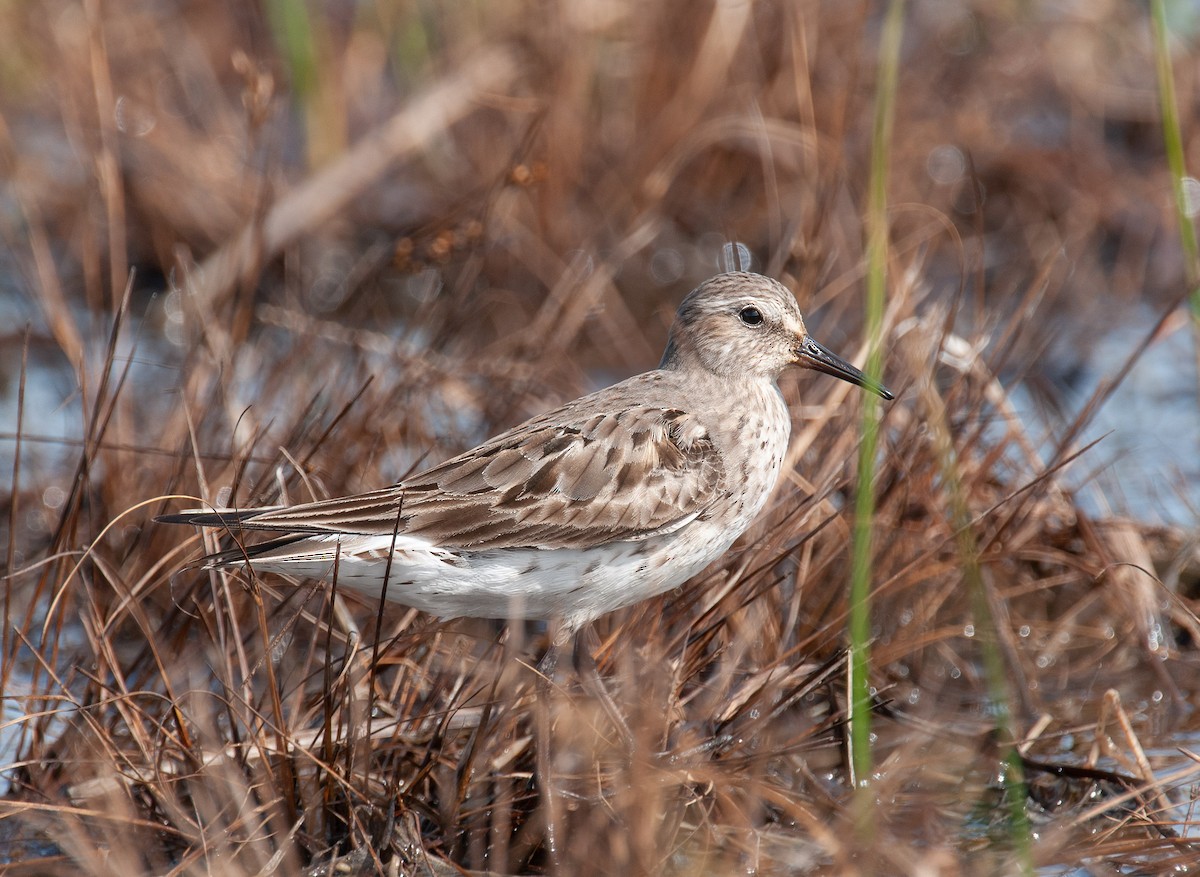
[161,395,726,552]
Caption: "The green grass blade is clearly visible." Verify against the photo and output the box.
[848,0,904,840]
[1151,0,1200,307]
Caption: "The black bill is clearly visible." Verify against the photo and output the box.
[797,335,895,400]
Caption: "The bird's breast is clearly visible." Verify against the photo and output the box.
[712,382,792,531]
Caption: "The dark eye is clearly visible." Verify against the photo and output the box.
[738,306,763,326]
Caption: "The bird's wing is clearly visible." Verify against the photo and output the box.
[160,402,726,551]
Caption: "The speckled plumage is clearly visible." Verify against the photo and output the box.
[159,272,893,631]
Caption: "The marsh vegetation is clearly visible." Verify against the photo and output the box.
[2,2,1199,873]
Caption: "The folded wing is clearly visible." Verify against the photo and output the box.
[159,404,725,552]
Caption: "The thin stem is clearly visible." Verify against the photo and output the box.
[848,0,903,843]
[1150,0,1200,385]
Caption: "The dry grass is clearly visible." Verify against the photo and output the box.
[2,1,1200,874]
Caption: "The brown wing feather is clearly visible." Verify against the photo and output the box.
[400,404,724,549]
[191,402,725,551]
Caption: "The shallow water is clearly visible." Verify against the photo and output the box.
[1058,302,1200,526]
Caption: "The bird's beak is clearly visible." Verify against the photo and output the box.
[796,336,895,400]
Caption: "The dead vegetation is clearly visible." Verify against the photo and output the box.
[2,1,1200,874]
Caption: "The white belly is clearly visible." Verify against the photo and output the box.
[251,519,745,631]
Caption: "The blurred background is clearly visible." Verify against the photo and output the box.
[2,1,1200,873]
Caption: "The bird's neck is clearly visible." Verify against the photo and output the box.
[658,340,682,370]
[659,341,776,385]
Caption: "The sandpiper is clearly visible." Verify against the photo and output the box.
[158,272,893,631]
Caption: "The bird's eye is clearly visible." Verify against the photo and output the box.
[738,306,763,326]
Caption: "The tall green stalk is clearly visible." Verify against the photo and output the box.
[848,0,903,836]
[1150,0,1200,390]
[1151,1,1200,303]
[266,0,340,166]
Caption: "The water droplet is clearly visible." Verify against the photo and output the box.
[42,486,65,509]
[114,96,156,136]
[649,248,685,284]
[926,144,966,184]
[1183,177,1200,218]
[1147,623,1165,653]
[164,318,186,347]
[718,241,753,273]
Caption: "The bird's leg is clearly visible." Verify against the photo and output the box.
[533,623,639,869]
[534,628,563,680]
[572,623,635,750]
[534,625,566,872]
